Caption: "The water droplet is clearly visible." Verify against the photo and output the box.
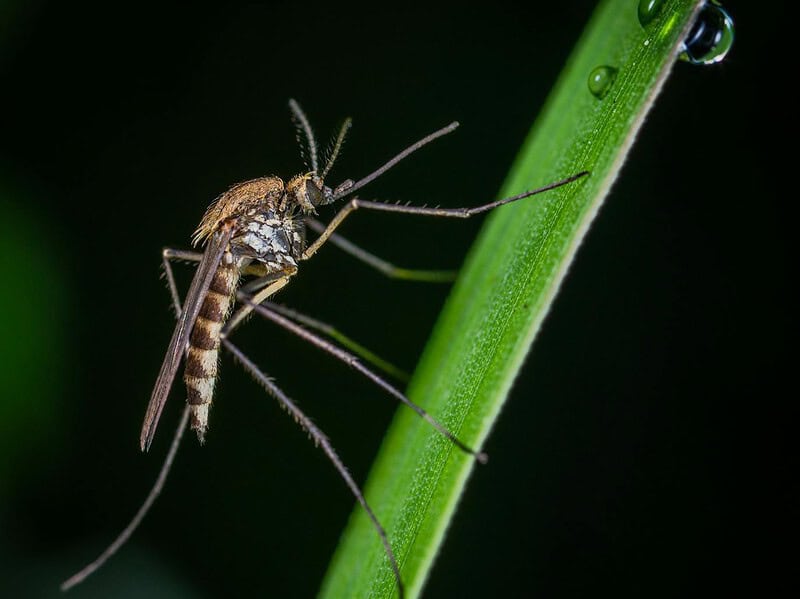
[680,1,735,65]
[638,0,665,26]
[588,66,618,99]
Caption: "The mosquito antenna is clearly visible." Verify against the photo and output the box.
[61,406,191,591]
[320,117,353,181]
[223,338,405,598]
[288,98,319,173]
[330,121,459,203]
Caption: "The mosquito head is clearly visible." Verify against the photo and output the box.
[286,172,334,214]
[288,100,458,210]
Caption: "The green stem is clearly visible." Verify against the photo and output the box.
[320,1,703,597]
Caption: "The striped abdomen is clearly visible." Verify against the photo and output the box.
[184,255,240,441]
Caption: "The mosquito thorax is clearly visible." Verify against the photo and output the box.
[189,175,308,270]
[192,176,287,246]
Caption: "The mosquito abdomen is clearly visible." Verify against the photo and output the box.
[184,256,239,441]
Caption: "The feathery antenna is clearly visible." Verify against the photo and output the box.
[321,118,353,180]
[289,98,319,173]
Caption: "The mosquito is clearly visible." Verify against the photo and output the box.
[62,99,588,597]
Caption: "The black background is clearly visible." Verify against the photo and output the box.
[0,1,789,597]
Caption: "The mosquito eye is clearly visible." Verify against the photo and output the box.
[305,179,323,206]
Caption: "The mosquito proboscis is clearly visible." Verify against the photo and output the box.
[61,100,588,597]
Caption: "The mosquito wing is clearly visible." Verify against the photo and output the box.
[139,226,234,451]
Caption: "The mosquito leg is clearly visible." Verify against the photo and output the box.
[262,301,410,383]
[238,270,296,296]
[223,267,297,337]
[163,250,404,591]
[305,217,457,282]
[61,251,200,591]
[222,337,405,599]
[160,249,298,342]
[163,248,203,262]
[162,248,268,306]
[302,171,589,262]
[161,248,202,315]
[239,294,488,463]
[60,406,190,591]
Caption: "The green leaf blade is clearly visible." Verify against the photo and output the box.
[320,1,704,597]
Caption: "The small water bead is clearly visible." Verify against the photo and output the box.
[680,1,735,65]
[588,66,618,99]
[638,0,665,26]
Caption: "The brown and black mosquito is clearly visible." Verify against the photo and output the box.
[62,99,587,597]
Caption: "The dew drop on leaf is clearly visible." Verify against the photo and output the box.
[680,1,735,65]
[638,0,665,27]
[588,65,618,99]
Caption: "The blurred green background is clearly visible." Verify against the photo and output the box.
[0,1,787,597]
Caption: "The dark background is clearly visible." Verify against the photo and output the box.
[0,1,788,597]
